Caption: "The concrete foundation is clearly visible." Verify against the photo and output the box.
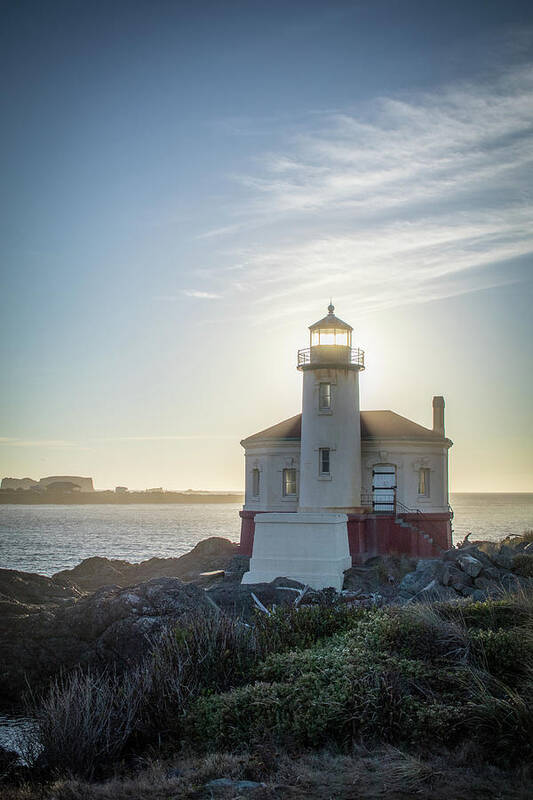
[241,512,352,591]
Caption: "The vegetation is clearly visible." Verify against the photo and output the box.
[11,590,531,786]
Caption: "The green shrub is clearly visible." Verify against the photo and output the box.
[186,674,355,749]
[356,606,468,665]
[468,628,533,684]
[185,650,467,751]
[254,603,368,656]
[438,597,530,630]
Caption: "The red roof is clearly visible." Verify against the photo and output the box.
[241,411,450,446]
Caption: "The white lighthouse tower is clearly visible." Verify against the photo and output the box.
[298,304,364,512]
[242,304,364,590]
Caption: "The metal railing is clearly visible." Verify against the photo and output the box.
[297,346,365,369]
[395,500,446,549]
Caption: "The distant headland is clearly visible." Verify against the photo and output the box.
[0,476,243,504]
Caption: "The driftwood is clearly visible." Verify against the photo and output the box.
[251,592,271,616]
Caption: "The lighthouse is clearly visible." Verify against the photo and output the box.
[241,304,362,590]
[239,303,453,590]
[298,304,364,512]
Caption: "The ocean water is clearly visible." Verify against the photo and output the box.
[0,494,532,755]
[0,495,532,576]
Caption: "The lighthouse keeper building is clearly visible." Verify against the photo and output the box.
[239,305,453,588]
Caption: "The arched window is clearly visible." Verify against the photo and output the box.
[418,468,430,497]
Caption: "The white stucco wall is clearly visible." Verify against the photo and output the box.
[243,442,300,512]
[299,367,361,511]
[361,442,450,513]
[243,438,450,513]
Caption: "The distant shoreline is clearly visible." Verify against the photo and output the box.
[0,490,244,505]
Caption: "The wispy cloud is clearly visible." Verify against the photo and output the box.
[102,435,235,441]
[0,434,237,448]
[215,63,533,322]
[0,438,83,448]
[182,289,222,299]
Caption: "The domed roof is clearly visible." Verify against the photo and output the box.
[309,303,353,331]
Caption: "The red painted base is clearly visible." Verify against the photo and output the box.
[239,509,452,563]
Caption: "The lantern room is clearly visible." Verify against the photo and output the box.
[309,303,352,347]
[297,303,365,370]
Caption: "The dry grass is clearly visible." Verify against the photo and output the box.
[20,612,259,779]
[3,747,532,800]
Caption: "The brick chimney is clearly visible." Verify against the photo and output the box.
[433,396,445,436]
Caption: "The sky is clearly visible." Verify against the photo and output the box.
[1,0,532,492]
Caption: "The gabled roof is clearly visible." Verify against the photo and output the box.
[241,411,450,446]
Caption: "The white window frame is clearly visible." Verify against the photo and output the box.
[319,447,330,476]
[318,382,332,412]
[282,467,297,497]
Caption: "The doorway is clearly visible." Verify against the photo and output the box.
[372,464,396,512]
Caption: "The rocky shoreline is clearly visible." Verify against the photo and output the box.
[1,533,532,702]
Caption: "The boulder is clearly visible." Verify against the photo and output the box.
[0,577,210,700]
[473,575,501,597]
[207,577,306,619]
[457,554,483,578]
[53,537,239,591]
[441,563,472,592]
[493,545,514,570]
[416,580,458,602]
[223,554,251,582]
[399,559,442,597]
[0,569,83,608]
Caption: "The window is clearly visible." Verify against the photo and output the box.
[252,468,260,497]
[319,382,331,411]
[319,447,330,475]
[418,468,430,497]
[283,468,297,496]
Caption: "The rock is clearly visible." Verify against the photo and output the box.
[500,573,522,592]
[53,537,239,592]
[483,565,503,580]
[493,545,514,570]
[441,563,472,592]
[0,569,83,608]
[343,555,416,597]
[223,555,251,582]
[0,577,210,700]
[457,555,483,578]
[471,541,500,559]
[207,577,305,620]
[399,559,441,597]
[417,580,458,602]
[474,575,501,596]
[443,548,459,561]
[524,542,533,554]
